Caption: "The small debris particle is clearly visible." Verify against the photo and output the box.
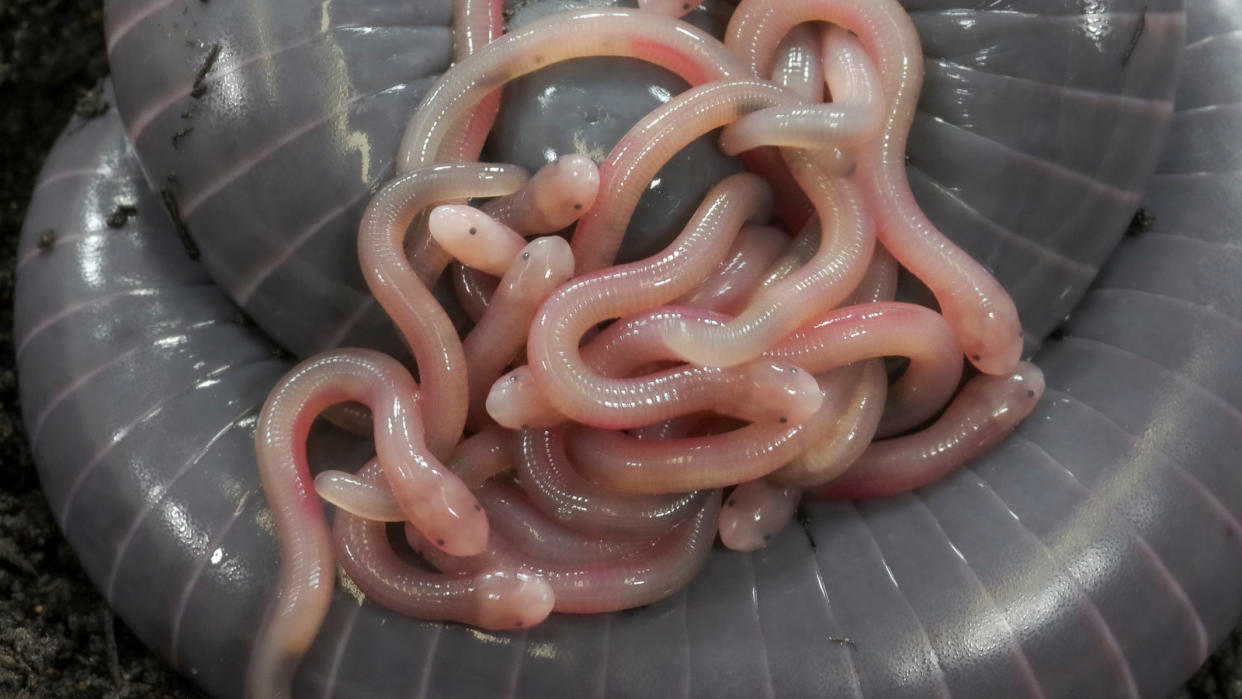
[105,203,138,228]
[191,43,222,98]
[1048,325,1069,341]
[1121,6,1148,68]
[37,229,56,250]
[795,505,817,552]
[1125,207,1155,238]
[158,188,201,260]
[827,636,857,650]
[171,127,194,150]
[73,81,110,120]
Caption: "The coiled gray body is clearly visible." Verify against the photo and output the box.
[16,0,1242,696]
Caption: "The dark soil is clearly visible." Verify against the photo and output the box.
[0,1,1235,698]
[0,0,194,696]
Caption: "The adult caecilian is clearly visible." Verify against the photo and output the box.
[16,0,1242,697]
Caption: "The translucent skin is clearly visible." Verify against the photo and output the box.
[522,172,825,429]
[770,359,888,487]
[719,25,884,156]
[656,149,874,367]
[675,224,790,314]
[247,350,486,698]
[770,23,824,102]
[719,478,803,551]
[408,489,723,613]
[812,362,1047,499]
[514,427,711,538]
[564,416,807,493]
[245,0,1041,686]
[314,425,516,522]
[398,8,747,174]
[463,236,574,428]
[769,247,893,486]
[332,464,554,630]
[568,79,800,274]
[453,154,602,320]
[445,0,505,163]
[725,0,1024,375]
[471,481,654,565]
[403,0,506,285]
[768,301,964,435]
[357,164,527,458]
[429,204,578,430]
[429,205,526,277]
[637,0,702,19]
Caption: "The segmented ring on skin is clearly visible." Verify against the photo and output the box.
[332,463,554,630]
[812,361,1046,499]
[358,163,527,458]
[725,0,1024,375]
[15,0,1217,695]
[247,349,487,698]
[247,0,1048,693]
[515,427,711,538]
[408,487,724,614]
[451,154,602,320]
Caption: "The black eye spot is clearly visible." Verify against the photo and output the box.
[971,354,982,361]
[514,620,523,628]
[726,499,736,507]
[763,533,772,541]
[436,538,446,546]
[682,2,690,8]
[779,417,788,423]
[1027,389,1035,398]
[522,251,530,260]
[468,227,477,235]
[474,503,482,511]
[573,203,583,210]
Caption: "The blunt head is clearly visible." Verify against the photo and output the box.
[734,361,824,424]
[530,154,601,229]
[486,366,567,430]
[471,569,556,630]
[501,236,575,302]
